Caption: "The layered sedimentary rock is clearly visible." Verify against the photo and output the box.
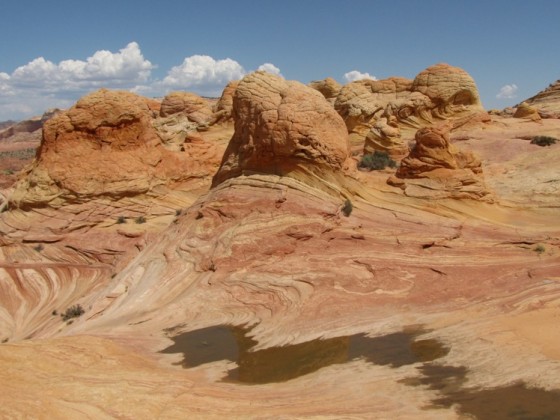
[212,71,350,186]
[334,64,484,150]
[513,102,542,121]
[308,77,342,104]
[10,89,220,208]
[363,115,408,158]
[522,80,560,115]
[1,75,560,419]
[388,122,490,199]
[212,80,239,123]
[159,91,214,124]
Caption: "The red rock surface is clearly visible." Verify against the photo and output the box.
[388,122,490,199]
[0,78,559,418]
[213,71,350,186]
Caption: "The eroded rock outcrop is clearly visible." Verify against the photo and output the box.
[513,102,542,121]
[212,71,350,186]
[211,80,239,123]
[522,80,560,116]
[308,77,342,104]
[388,122,490,199]
[160,91,214,124]
[10,89,220,208]
[334,64,484,147]
[364,115,408,158]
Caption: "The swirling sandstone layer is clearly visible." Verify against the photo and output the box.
[0,82,560,418]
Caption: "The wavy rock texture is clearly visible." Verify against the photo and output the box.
[523,80,560,115]
[1,80,560,418]
[308,77,342,104]
[334,64,484,153]
[212,71,350,186]
[388,122,491,200]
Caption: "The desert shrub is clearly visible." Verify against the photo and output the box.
[33,244,44,252]
[135,215,146,224]
[359,151,397,170]
[534,244,546,254]
[116,216,126,224]
[531,136,557,147]
[61,304,85,321]
[341,199,353,217]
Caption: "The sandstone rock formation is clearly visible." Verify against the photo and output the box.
[334,64,484,150]
[160,91,214,124]
[212,71,350,186]
[522,80,560,115]
[9,89,221,208]
[308,77,342,104]
[513,102,542,121]
[388,122,490,199]
[363,115,408,158]
[334,77,415,135]
[411,63,482,116]
[211,80,239,123]
[1,76,560,419]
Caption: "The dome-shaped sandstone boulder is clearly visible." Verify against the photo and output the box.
[160,91,214,124]
[212,71,349,186]
[309,77,342,103]
[411,63,482,113]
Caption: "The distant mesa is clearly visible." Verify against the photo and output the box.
[388,122,491,200]
[212,71,350,187]
[0,109,62,141]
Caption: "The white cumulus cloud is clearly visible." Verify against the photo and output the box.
[0,42,283,121]
[496,84,518,99]
[257,63,282,76]
[161,55,246,96]
[10,42,154,93]
[344,70,377,83]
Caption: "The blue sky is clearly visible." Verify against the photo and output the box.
[1,0,559,120]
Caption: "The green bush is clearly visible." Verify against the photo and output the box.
[531,136,557,147]
[341,199,353,217]
[116,216,126,224]
[135,215,146,224]
[534,244,545,254]
[359,151,397,170]
[61,304,85,321]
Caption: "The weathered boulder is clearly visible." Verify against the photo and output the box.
[411,63,482,116]
[212,80,239,123]
[308,77,342,104]
[513,102,542,121]
[334,77,415,135]
[212,71,349,186]
[10,89,220,207]
[160,91,214,124]
[388,122,490,199]
[334,64,483,145]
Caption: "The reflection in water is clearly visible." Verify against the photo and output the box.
[161,324,449,384]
